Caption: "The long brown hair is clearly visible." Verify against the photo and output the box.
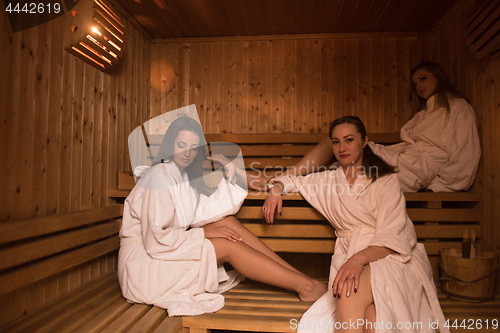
[410,61,471,116]
[329,116,396,181]
[154,116,212,196]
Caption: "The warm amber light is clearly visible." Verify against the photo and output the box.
[92,27,101,35]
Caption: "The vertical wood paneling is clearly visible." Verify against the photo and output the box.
[283,40,296,132]
[307,40,320,133]
[247,41,259,133]
[430,0,499,294]
[295,40,308,132]
[223,42,235,134]
[235,41,248,133]
[332,39,346,118]
[71,59,84,212]
[0,6,151,326]
[371,38,384,132]
[199,42,212,131]
[16,28,37,219]
[383,38,397,133]
[260,40,272,133]
[271,40,284,133]
[345,39,358,117]
[46,18,64,215]
[320,39,333,133]
[211,42,224,133]
[32,22,50,217]
[81,67,96,209]
[396,38,410,128]
[358,38,370,129]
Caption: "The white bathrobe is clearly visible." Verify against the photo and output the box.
[272,169,450,333]
[118,162,247,316]
[370,96,480,192]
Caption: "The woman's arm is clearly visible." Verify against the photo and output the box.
[262,181,284,224]
[332,246,395,297]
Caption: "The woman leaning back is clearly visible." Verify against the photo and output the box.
[263,116,450,333]
[118,116,326,317]
[249,61,481,195]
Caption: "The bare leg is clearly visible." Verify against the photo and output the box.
[208,237,326,301]
[283,137,334,177]
[336,265,374,333]
[364,304,376,333]
[212,216,308,276]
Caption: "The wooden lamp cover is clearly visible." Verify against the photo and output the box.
[464,0,500,60]
[64,0,127,72]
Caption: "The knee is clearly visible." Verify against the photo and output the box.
[208,238,242,263]
[217,215,242,228]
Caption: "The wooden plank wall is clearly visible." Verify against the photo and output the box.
[150,34,433,135]
[430,0,500,294]
[0,6,151,326]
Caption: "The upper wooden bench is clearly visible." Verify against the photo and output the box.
[109,133,481,282]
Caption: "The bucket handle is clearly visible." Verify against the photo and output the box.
[438,256,499,284]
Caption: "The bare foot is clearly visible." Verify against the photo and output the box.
[299,280,327,302]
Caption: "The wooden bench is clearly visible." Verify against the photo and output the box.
[0,131,497,332]
[102,133,498,333]
[110,133,482,282]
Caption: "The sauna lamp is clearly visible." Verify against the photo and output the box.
[64,0,127,72]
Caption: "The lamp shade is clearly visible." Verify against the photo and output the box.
[64,0,127,72]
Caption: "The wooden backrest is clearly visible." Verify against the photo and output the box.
[117,133,481,281]
[0,205,123,295]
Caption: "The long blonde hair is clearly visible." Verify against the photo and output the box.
[409,61,471,116]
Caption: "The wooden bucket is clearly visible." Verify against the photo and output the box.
[439,248,499,302]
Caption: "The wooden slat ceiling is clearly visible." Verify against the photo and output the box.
[114,0,461,39]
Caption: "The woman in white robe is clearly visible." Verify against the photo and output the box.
[263,116,450,333]
[250,61,480,193]
[118,116,326,317]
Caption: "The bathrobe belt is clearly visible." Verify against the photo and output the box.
[335,227,449,332]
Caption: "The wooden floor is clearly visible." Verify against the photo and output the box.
[2,272,499,333]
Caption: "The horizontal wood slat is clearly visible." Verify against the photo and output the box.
[261,239,462,256]
[0,205,123,245]
[0,237,119,295]
[1,272,119,333]
[146,133,401,145]
[243,224,481,239]
[0,220,121,271]
[237,207,481,222]
[72,298,132,333]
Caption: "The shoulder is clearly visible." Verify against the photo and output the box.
[136,164,169,190]
[449,97,477,122]
[449,97,473,113]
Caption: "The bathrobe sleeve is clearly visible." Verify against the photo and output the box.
[191,178,248,228]
[270,172,332,218]
[427,99,481,192]
[367,174,417,263]
[128,185,206,261]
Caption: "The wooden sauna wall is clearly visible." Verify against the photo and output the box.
[0,8,151,326]
[150,34,433,135]
[431,0,500,294]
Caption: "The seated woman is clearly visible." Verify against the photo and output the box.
[263,116,449,333]
[118,116,326,317]
[252,61,480,193]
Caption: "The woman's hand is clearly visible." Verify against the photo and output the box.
[208,154,235,173]
[202,223,243,242]
[262,185,283,225]
[332,257,364,298]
